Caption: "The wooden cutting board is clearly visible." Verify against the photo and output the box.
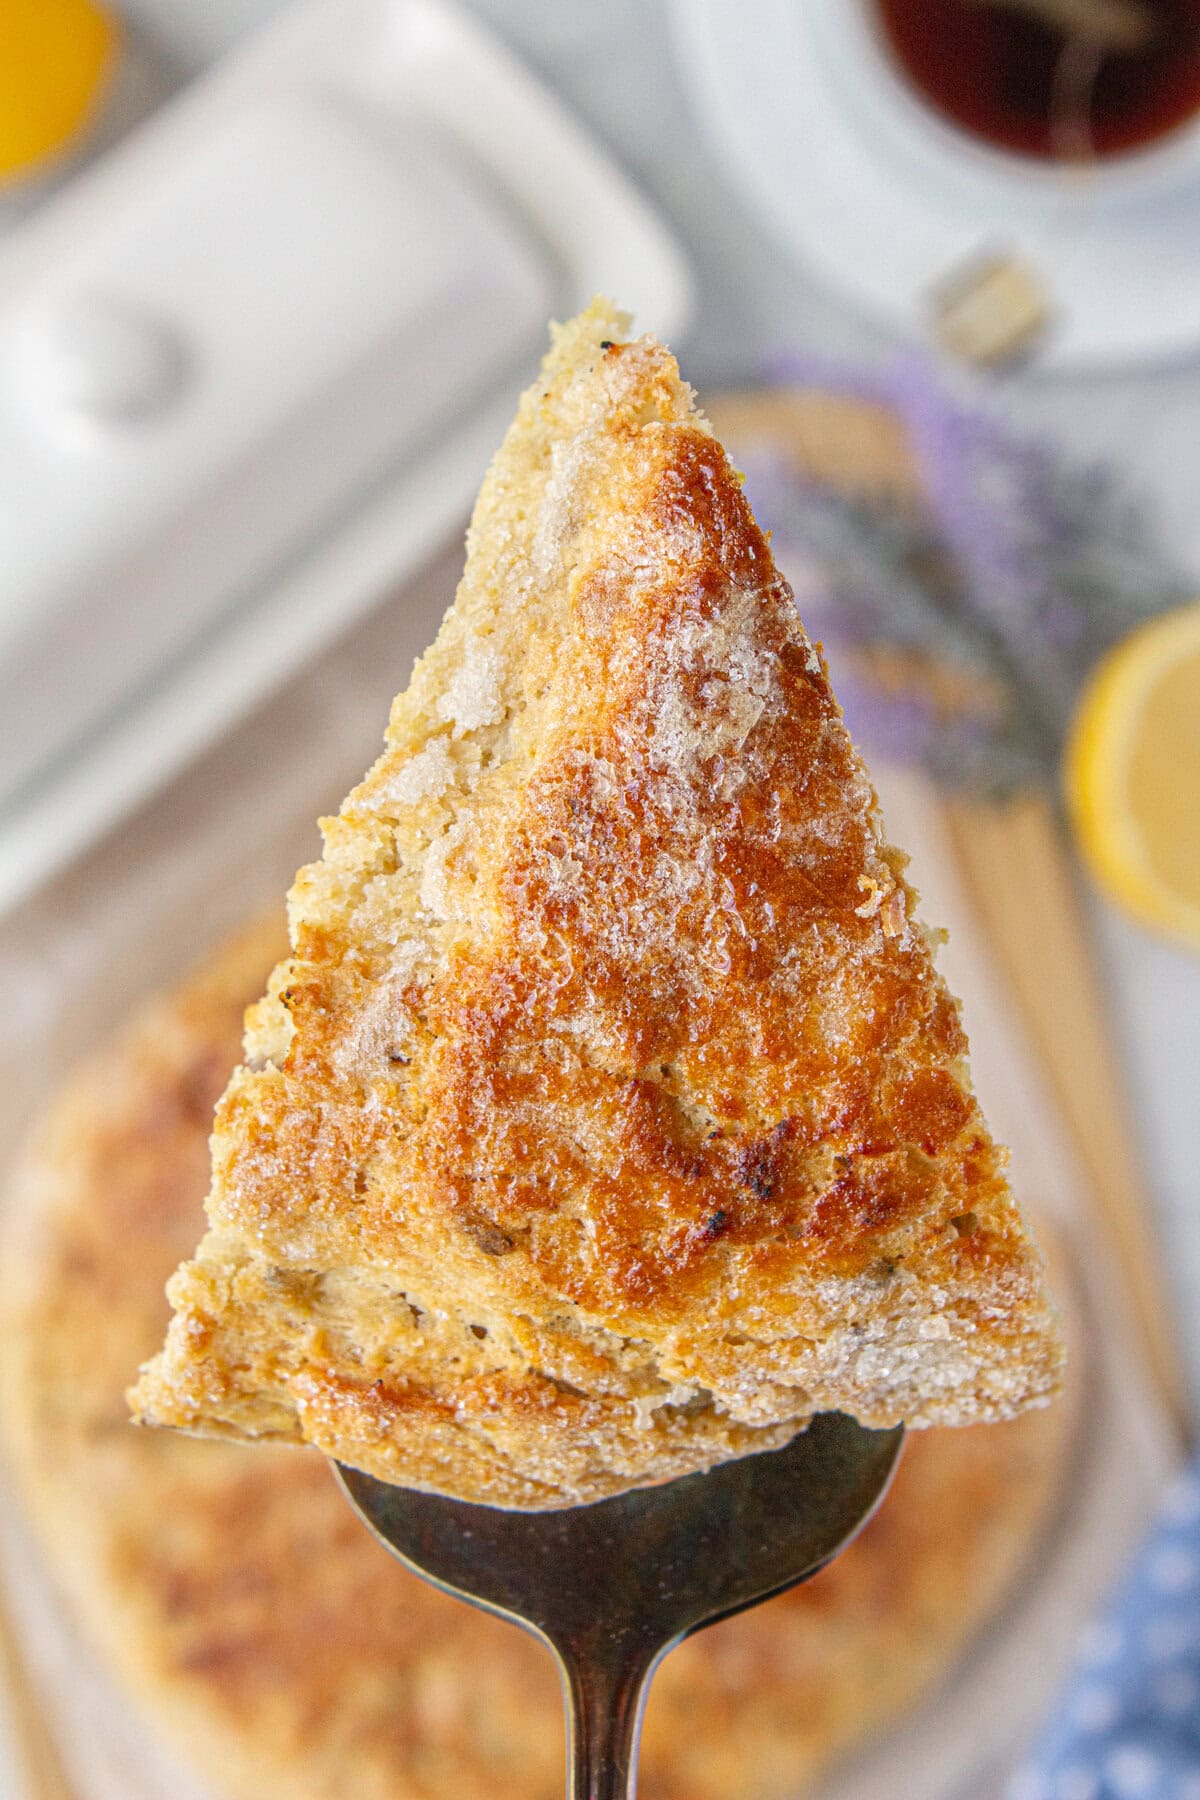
[708,387,1190,1439]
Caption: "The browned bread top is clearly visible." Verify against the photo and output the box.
[130,300,1062,1505]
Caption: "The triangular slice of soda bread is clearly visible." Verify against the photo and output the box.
[130,300,1063,1508]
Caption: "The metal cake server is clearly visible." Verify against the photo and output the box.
[337,1412,902,1799]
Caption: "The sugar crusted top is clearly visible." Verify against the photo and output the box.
[130,301,1063,1506]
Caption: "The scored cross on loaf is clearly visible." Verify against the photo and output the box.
[130,300,1063,1508]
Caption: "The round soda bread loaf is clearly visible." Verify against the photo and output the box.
[1,918,1074,1800]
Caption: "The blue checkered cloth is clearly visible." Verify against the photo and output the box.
[1008,1462,1200,1800]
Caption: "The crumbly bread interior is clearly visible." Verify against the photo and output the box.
[130,300,1063,1506]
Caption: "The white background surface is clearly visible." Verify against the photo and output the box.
[0,8,1195,1792]
[105,0,1200,1410]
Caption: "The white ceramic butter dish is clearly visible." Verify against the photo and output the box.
[0,0,691,911]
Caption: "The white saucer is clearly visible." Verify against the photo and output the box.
[670,0,1200,372]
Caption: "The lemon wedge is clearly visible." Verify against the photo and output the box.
[1067,601,1200,951]
[0,0,119,185]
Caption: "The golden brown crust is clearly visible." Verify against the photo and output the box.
[0,923,1075,1800]
[130,300,1063,1505]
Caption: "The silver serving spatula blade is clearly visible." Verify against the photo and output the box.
[338,1411,903,1799]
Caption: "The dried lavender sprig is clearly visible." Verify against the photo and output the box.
[754,354,1191,797]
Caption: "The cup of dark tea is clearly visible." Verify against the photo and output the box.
[870,0,1200,167]
[672,0,1200,367]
